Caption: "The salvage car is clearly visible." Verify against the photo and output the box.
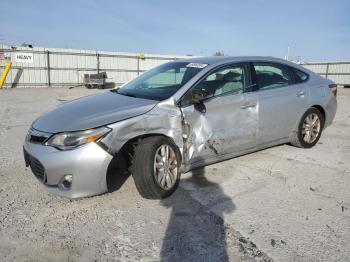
[23,56,337,199]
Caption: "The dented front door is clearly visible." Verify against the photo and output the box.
[181,92,259,166]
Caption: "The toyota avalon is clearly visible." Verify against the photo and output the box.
[23,56,337,199]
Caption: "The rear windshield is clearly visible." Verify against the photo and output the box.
[113,61,205,101]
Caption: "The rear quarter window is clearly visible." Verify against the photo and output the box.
[292,68,309,83]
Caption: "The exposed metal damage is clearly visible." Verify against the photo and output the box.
[101,94,260,174]
[179,94,260,169]
[102,98,185,162]
[101,97,220,172]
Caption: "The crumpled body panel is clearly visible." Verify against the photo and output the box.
[102,98,185,161]
[102,93,260,172]
[181,93,259,168]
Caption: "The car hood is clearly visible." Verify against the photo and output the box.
[32,91,158,133]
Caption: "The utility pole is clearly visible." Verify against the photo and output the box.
[285,45,290,61]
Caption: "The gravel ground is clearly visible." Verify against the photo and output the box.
[0,87,349,261]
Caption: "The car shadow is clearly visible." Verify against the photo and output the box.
[106,154,236,261]
[160,163,235,261]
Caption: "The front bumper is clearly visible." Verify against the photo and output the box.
[23,140,113,199]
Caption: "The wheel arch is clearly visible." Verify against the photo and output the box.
[311,104,326,122]
[117,133,183,165]
[291,104,326,136]
[105,133,183,191]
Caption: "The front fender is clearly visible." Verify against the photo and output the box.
[101,99,185,162]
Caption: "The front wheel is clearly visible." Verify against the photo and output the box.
[290,107,325,148]
[132,136,181,199]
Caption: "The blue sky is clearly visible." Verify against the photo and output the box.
[1,0,349,61]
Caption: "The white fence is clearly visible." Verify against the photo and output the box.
[302,62,350,86]
[1,44,350,88]
[0,44,190,88]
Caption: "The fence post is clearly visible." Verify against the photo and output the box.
[96,52,100,73]
[137,54,145,76]
[0,61,12,89]
[325,63,329,79]
[46,51,51,87]
[137,56,140,76]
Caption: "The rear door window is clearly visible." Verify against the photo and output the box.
[253,62,293,90]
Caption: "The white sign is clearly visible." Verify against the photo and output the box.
[186,63,208,69]
[4,52,11,60]
[15,52,34,63]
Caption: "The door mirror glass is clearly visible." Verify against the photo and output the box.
[191,89,210,104]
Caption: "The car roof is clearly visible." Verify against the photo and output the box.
[177,56,301,68]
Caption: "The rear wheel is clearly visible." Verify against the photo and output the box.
[132,136,181,199]
[290,107,324,148]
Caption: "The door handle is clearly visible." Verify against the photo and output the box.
[240,102,256,109]
[296,91,305,97]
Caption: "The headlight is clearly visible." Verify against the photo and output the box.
[45,127,111,150]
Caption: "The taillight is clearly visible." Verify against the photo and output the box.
[329,84,337,96]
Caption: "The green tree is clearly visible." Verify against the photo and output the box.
[213,51,224,56]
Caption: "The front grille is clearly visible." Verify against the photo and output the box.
[23,148,47,183]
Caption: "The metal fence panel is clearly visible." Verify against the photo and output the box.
[329,63,349,74]
[302,62,350,86]
[2,44,350,88]
[302,64,327,74]
[0,44,190,88]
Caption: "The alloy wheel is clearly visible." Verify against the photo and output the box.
[302,113,321,144]
[154,144,178,190]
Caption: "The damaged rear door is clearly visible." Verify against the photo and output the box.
[179,63,259,167]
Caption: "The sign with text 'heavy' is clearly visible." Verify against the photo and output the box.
[15,52,33,63]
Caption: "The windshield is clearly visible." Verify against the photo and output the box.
[114,61,205,101]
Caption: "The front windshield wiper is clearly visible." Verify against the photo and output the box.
[111,89,137,98]
[120,92,137,98]
[111,88,163,101]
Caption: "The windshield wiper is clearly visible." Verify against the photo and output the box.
[121,92,137,98]
[112,89,137,98]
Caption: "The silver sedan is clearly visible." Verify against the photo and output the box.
[23,56,337,199]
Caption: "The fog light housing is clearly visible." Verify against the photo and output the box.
[59,174,73,190]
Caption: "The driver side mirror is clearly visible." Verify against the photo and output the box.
[191,89,210,113]
[191,89,210,104]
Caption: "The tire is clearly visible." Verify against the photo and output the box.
[290,107,325,148]
[132,136,181,199]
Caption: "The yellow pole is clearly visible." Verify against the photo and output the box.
[0,61,12,89]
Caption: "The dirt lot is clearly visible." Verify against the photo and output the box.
[0,87,349,262]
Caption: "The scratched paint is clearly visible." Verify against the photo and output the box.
[101,91,259,174]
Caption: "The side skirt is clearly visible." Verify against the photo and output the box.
[182,137,290,173]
